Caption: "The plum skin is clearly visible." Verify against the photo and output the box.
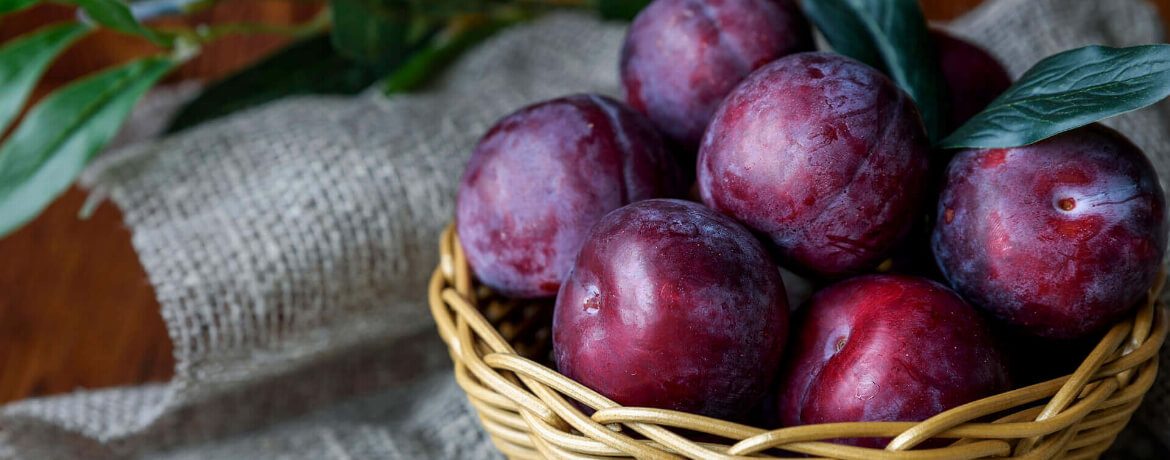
[620,0,813,151]
[456,94,685,298]
[884,32,1013,278]
[933,29,1012,131]
[932,124,1167,339]
[698,52,932,279]
[553,199,788,419]
[777,274,1011,448]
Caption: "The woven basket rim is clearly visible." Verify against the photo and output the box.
[430,224,1166,460]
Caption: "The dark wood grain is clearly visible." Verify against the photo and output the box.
[0,187,171,402]
[1,0,1168,442]
[0,1,322,404]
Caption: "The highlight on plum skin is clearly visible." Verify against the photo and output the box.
[620,0,814,152]
[776,274,1011,448]
[456,94,686,299]
[932,124,1168,339]
[881,31,1015,279]
[698,52,932,280]
[552,199,788,419]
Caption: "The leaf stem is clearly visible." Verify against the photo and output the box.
[383,9,529,94]
[152,8,331,45]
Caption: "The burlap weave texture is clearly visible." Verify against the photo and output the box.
[1,0,1168,458]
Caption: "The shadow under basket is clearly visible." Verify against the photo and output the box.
[428,225,1168,460]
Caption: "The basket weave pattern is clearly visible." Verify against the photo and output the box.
[429,225,1167,459]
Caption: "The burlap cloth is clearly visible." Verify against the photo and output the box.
[1,0,1168,458]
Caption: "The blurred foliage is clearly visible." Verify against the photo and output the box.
[329,0,412,63]
[0,23,88,135]
[0,56,178,236]
[68,0,172,45]
[382,11,528,94]
[0,0,652,238]
[167,33,399,133]
[598,0,650,20]
[0,0,38,14]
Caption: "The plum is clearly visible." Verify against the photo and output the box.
[698,52,932,279]
[777,274,1010,448]
[879,31,1010,276]
[553,199,787,419]
[933,29,1012,131]
[882,32,1012,279]
[620,0,813,151]
[457,95,686,298]
[932,124,1167,339]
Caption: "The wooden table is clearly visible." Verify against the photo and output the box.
[0,0,322,404]
[1,0,1167,451]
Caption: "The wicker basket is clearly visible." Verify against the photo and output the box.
[428,224,1167,459]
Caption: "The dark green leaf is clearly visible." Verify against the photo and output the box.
[66,0,171,46]
[940,45,1170,149]
[167,34,399,133]
[407,0,487,18]
[802,0,880,65]
[598,0,651,20]
[802,0,948,141]
[0,57,176,238]
[0,0,39,14]
[406,15,440,45]
[384,15,522,94]
[0,22,88,135]
[329,0,411,63]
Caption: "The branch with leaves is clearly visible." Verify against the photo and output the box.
[0,0,651,238]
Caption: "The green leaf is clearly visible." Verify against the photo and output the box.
[406,14,440,45]
[598,0,651,20]
[802,0,948,141]
[940,45,1170,149]
[167,34,398,133]
[65,0,171,46]
[407,0,486,18]
[329,0,411,63]
[384,15,522,94]
[0,22,88,135]
[0,57,176,238]
[0,0,40,14]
